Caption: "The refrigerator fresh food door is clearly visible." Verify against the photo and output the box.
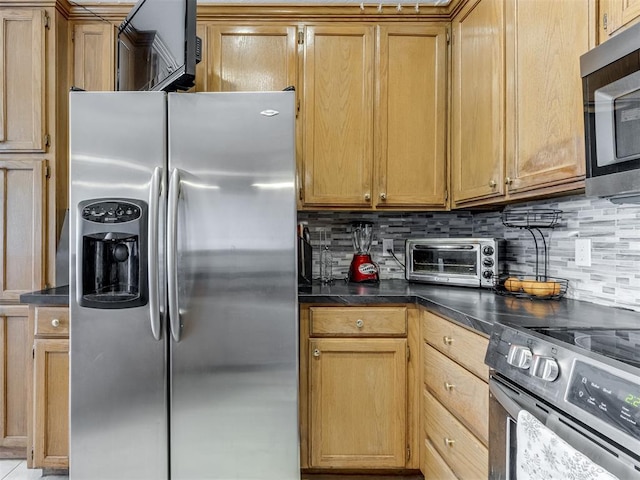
[167,92,299,479]
[69,91,168,480]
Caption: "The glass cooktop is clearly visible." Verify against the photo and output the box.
[532,328,640,369]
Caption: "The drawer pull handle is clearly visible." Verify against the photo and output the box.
[51,318,60,328]
[444,438,455,447]
[445,382,456,391]
[355,319,364,328]
[313,349,320,357]
[443,336,454,345]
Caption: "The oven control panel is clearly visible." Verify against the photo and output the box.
[567,360,640,441]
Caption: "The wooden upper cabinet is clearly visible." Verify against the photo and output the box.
[302,25,375,207]
[0,159,46,300]
[73,22,115,91]
[206,25,297,92]
[376,25,447,209]
[452,0,593,207]
[451,0,505,205]
[599,0,640,40]
[504,0,591,195]
[0,9,46,152]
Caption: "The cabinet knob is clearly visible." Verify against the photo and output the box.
[489,180,497,188]
[313,349,320,357]
[379,192,386,201]
[355,319,364,328]
[443,336,454,345]
[505,177,513,185]
[364,193,371,201]
[444,438,455,447]
[445,382,456,391]
[51,318,60,328]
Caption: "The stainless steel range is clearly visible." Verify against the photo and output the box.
[485,322,640,479]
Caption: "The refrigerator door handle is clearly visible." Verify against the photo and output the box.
[148,166,163,341]
[167,168,182,342]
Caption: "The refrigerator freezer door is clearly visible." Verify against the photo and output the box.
[69,91,168,480]
[167,92,299,479]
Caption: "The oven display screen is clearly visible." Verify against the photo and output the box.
[567,361,640,441]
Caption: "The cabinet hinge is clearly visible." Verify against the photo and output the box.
[31,447,34,460]
[407,445,411,461]
[32,347,35,359]
[446,29,451,45]
[299,187,303,201]
[296,99,300,118]
[603,12,608,31]
[44,134,51,148]
[407,345,410,361]
[297,31,304,45]
[45,165,51,178]
[444,189,448,202]
[44,12,50,29]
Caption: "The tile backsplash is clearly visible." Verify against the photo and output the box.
[298,194,640,312]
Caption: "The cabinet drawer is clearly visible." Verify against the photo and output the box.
[34,307,69,337]
[423,388,488,479]
[310,307,407,336]
[422,310,489,379]
[423,437,457,480]
[424,343,488,444]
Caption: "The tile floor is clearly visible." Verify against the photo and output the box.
[0,460,67,480]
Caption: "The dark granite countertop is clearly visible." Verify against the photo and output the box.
[299,279,640,336]
[19,280,640,337]
[20,285,69,306]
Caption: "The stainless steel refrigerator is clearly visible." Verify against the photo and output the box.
[69,91,299,480]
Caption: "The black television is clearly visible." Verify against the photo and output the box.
[116,0,201,92]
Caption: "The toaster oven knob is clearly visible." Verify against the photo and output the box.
[506,345,532,369]
[482,270,493,279]
[531,355,559,382]
[482,245,494,256]
[483,258,494,267]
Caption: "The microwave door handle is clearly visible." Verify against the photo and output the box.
[167,168,182,343]
[148,167,163,341]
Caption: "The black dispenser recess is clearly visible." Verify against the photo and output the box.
[78,198,148,309]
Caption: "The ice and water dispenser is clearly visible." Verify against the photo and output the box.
[78,199,148,308]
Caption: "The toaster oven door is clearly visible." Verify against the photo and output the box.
[409,243,481,286]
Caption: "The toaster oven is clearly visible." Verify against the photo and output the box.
[405,238,506,288]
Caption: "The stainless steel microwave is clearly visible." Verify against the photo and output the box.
[405,238,506,288]
[581,22,640,202]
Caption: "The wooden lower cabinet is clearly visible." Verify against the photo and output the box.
[0,305,30,454]
[27,305,69,470]
[420,309,489,479]
[300,304,419,472]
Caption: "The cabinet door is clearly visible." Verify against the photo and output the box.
[207,25,297,91]
[504,0,591,194]
[302,25,374,207]
[451,0,506,205]
[0,160,46,300]
[0,305,29,451]
[309,338,407,468]
[73,22,115,91]
[376,25,447,208]
[0,9,46,152]
[33,338,69,469]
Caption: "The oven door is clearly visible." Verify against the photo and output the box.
[408,243,481,287]
[489,375,640,480]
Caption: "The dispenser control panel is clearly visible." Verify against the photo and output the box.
[82,201,141,223]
